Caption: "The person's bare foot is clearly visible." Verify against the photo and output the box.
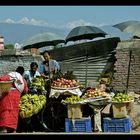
[13,130,16,133]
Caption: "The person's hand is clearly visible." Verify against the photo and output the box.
[44,75,49,79]
[41,74,49,79]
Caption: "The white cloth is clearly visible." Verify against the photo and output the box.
[8,72,24,93]
[49,87,82,98]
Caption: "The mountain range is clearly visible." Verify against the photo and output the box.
[0,23,131,45]
[0,23,68,45]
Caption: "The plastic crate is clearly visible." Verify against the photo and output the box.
[65,117,92,132]
[103,117,131,132]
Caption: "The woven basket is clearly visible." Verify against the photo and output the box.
[0,81,13,96]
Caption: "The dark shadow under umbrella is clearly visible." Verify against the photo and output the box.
[65,25,107,86]
[113,21,140,93]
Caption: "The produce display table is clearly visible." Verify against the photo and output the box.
[40,86,82,132]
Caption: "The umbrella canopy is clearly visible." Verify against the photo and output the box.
[65,25,107,43]
[113,20,139,31]
[22,32,65,50]
[123,23,140,38]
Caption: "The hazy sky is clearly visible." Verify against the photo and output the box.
[0,6,140,29]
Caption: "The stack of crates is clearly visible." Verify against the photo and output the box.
[102,101,133,133]
[65,104,92,133]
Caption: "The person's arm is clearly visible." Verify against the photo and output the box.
[53,60,60,72]
[39,63,49,79]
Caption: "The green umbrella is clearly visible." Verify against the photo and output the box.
[22,32,65,50]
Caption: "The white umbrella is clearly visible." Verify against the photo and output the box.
[113,20,140,38]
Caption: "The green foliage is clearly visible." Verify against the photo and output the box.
[4,44,14,49]
[63,71,77,80]
[52,71,64,81]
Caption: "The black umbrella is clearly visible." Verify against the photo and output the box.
[22,32,65,50]
[65,25,107,86]
[65,25,107,43]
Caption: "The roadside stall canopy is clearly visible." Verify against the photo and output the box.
[65,25,107,43]
[113,20,140,38]
[22,32,65,50]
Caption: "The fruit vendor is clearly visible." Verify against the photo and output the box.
[39,51,60,94]
[24,62,40,87]
[39,51,60,80]
[0,66,28,133]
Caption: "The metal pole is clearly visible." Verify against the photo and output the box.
[48,61,51,93]
[126,50,132,93]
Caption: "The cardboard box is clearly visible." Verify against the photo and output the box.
[112,103,127,118]
[67,104,83,119]
[112,100,134,118]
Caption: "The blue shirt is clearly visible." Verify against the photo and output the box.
[39,60,60,76]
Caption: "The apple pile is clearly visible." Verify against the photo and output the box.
[51,78,78,88]
[83,88,96,98]
[82,88,108,98]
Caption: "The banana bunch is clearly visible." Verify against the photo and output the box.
[30,76,45,91]
[19,94,46,119]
